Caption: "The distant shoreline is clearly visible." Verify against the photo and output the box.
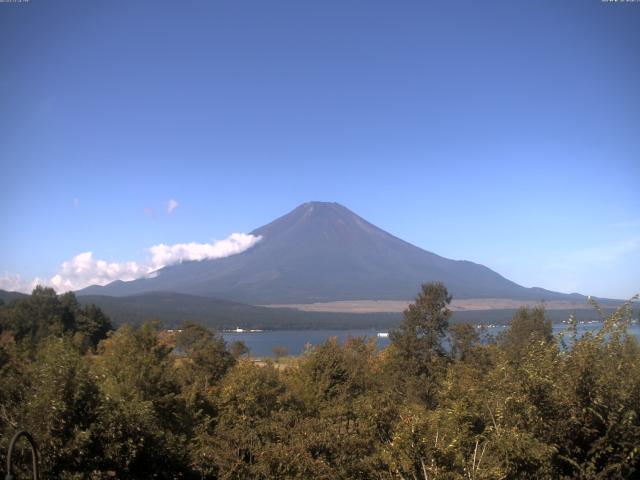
[261,298,615,314]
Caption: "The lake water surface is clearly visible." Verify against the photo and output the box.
[224,322,640,357]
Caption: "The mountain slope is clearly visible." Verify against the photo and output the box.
[0,289,29,303]
[78,202,584,304]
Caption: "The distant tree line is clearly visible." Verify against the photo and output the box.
[0,283,638,479]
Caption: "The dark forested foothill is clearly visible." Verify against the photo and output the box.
[0,284,639,479]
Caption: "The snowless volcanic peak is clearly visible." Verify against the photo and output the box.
[251,202,397,248]
[77,202,584,305]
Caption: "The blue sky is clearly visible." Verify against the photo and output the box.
[1,0,638,298]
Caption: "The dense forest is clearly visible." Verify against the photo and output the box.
[0,284,638,479]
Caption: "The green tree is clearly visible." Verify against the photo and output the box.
[91,322,190,478]
[176,322,235,392]
[499,306,552,362]
[387,282,452,404]
[0,286,68,344]
[549,300,640,478]
[0,333,30,474]
[75,303,113,351]
[21,336,103,478]
[449,323,480,362]
[205,361,286,479]
[287,337,390,478]
[0,288,112,351]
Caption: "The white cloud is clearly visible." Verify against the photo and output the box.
[2,233,262,294]
[148,233,262,270]
[0,273,44,293]
[49,252,148,292]
[166,198,179,215]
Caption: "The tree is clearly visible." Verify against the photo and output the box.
[206,361,286,479]
[391,282,452,358]
[449,323,480,362]
[75,303,113,351]
[176,322,235,389]
[0,333,29,474]
[91,322,190,478]
[0,286,67,344]
[387,282,452,404]
[273,345,288,363]
[0,288,112,351]
[499,306,552,362]
[229,340,250,359]
[21,336,103,477]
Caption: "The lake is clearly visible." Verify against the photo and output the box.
[223,322,640,357]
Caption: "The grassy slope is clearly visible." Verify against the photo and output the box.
[2,289,623,330]
[77,292,402,330]
[78,292,621,330]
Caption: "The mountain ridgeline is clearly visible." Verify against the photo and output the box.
[78,202,584,304]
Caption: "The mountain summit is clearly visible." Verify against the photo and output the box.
[78,202,579,304]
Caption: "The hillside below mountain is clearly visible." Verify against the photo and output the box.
[77,292,401,330]
[1,288,617,330]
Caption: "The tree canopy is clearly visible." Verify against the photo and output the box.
[0,284,638,479]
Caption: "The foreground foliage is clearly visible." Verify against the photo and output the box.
[0,285,639,479]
